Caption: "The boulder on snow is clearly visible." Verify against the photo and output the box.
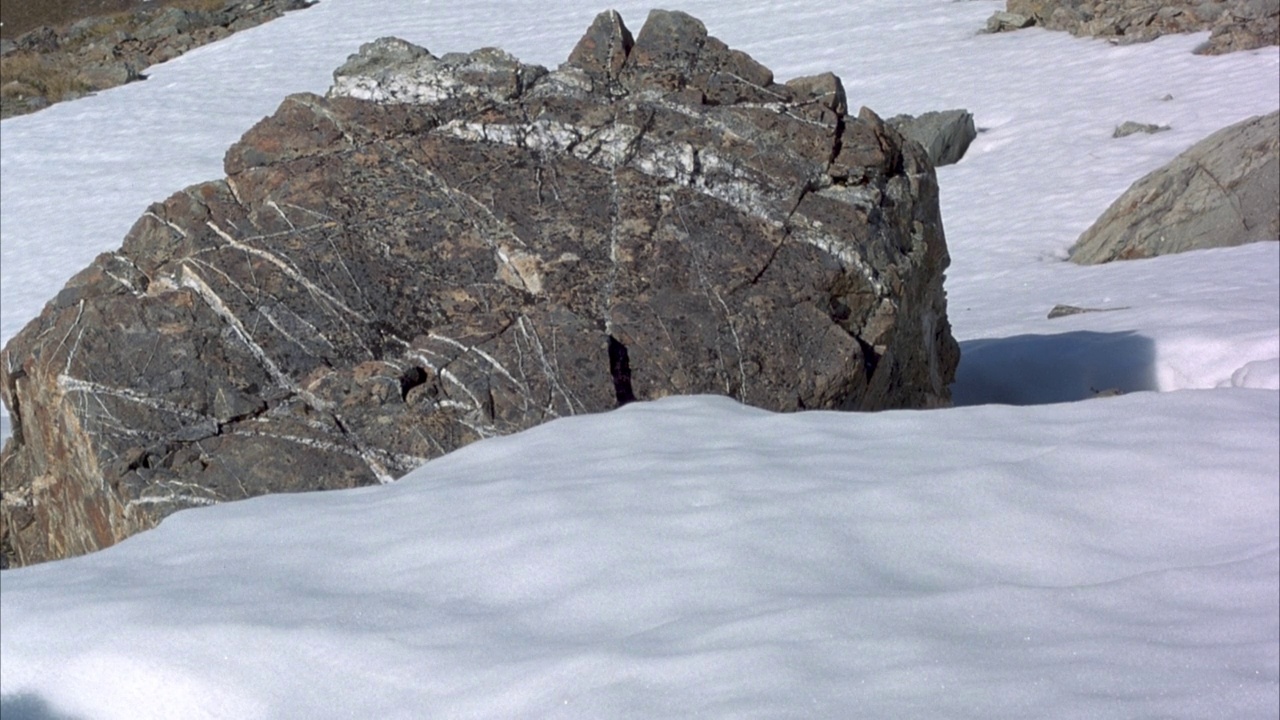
[0,9,960,567]
[1069,110,1279,264]
[887,110,977,167]
[985,11,1034,33]
[1112,121,1170,138]
[985,0,1279,54]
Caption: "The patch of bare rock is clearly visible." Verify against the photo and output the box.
[0,10,961,567]
[1070,110,1279,263]
[986,0,1279,54]
[0,0,315,119]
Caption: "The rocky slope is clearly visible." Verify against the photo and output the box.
[0,0,314,119]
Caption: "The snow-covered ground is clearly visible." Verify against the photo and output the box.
[1,1,1277,717]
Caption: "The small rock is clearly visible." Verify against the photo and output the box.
[986,11,1034,33]
[1047,304,1130,319]
[887,109,977,166]
[1112,121,1171,138]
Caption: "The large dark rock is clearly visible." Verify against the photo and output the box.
[0,10,960,567]
[1070,110,1279,264]
[987,0,1279,54]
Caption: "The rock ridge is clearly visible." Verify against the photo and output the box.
[986,0,1279,54]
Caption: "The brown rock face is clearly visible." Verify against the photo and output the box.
[0,10,960,567]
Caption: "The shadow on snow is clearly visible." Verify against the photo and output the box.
[950,330,1158,406]
[0,694,84,720]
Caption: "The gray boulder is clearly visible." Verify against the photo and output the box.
[986,11,1034,33]
[1069,111,1279,264]
[0,10,960,567]
[887,110,977,167]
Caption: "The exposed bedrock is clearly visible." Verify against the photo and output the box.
[0,10,960,567]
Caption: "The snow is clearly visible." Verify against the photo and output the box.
[1,0,1278,717]
[3,392,1278,719]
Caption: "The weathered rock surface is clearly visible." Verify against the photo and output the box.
[887,110,977,167]
[986,0,1280,54]
[0,0,315,119]
[1070,110,1279,263]
[0,10,960,567]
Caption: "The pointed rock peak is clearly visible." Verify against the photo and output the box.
[620,9,708,93]
[858,105,885,127]
[565,9,634,84]
[635,9,708,49]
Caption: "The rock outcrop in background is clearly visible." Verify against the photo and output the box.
[0,10,960,567]
[986,0,1280,54]
[1070,110,1279,263]
[0,0,315,119]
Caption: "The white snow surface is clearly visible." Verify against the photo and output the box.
[3,392,1278,719]
[1,0,1278,717]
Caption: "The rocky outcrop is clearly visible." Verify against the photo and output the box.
[0,0,315,119]
[887,110,977,167]
[985,0,1280,54]
[0,9,960,567]
[1070,110,1279,264]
